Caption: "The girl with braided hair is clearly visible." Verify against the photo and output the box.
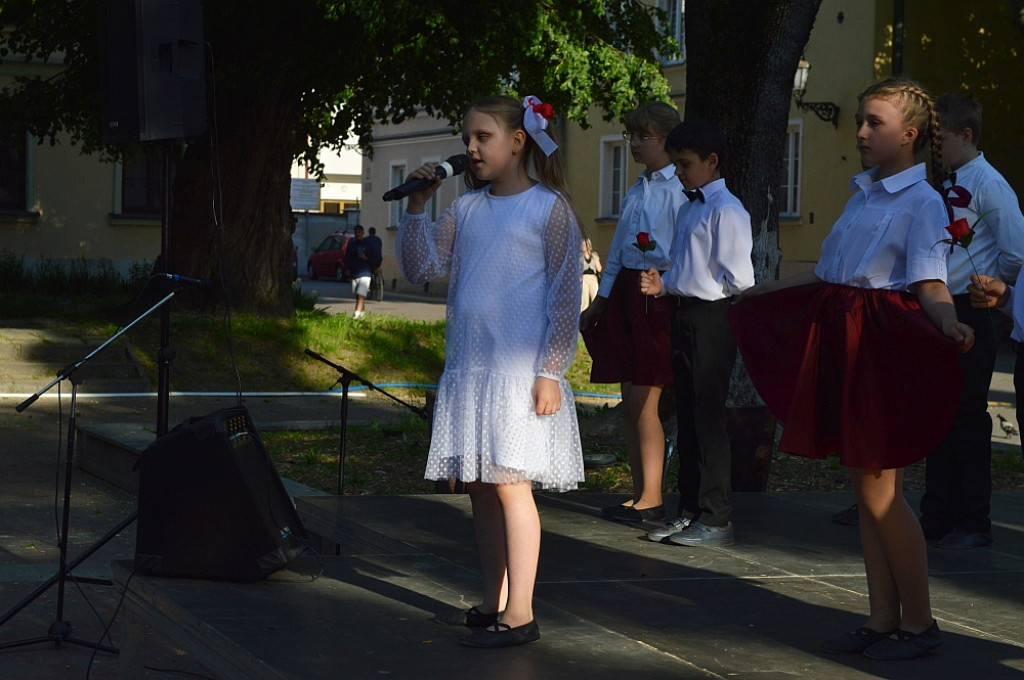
[730,77,973,659]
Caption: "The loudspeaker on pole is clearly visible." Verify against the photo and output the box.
[98,0,207,144]
[135,406,308,582]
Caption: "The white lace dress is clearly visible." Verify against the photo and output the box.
[397,184,585,491]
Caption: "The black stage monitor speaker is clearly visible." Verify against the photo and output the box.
[135,406,308,581]
[99,0,207,144]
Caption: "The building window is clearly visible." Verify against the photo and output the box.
[779,121,802,217]
[0,133,28,211]
[389,163,406,227]
[121,152,164,215]
[659,0,686,65]
[600,136,630,218]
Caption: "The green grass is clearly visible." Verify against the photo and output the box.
[15,301,610,397]
[263,416,438,495]
[260,407,636,495]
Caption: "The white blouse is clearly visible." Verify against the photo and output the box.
[598,163,686,297]
[814,164,949,291]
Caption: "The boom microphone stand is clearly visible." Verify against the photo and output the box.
[304,349,428,495]
[0,289,179,652]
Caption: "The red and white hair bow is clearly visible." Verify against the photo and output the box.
[522,95,559,156]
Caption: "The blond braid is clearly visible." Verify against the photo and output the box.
[858,77,944,191]
[926,97,945,191]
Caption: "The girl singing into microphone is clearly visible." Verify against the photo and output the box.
[397,95,584,648]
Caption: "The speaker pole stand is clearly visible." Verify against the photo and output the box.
[1,289,180,651]
[156,139,174,438]
[303,349,430,497]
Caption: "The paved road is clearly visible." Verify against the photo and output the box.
[298,277,447,322]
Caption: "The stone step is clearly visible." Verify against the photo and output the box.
[0,326,150,393]
[0,360,145,380]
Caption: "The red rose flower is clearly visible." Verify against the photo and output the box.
[944,217,974,254]
[636,232,650,246]
[946,217,971,242]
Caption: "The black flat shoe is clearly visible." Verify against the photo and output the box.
[600,502,633,517]
[863,620,943,660]
[459,620,541,648]
[603,504,665,524]
[820,626,896,654]
[433,605,500,628]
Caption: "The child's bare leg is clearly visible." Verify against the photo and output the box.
[621,382,640,506]
[633,384,665,509]
[851,467,933,632]
[494,481,540,628]
[623,383,665,508]
[467,481,507,614]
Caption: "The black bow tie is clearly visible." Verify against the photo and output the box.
[683,187,705,203]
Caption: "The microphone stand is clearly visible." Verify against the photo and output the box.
[304,349,428,495]
[0,289,180,653]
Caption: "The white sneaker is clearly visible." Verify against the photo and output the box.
[647,517,691,543]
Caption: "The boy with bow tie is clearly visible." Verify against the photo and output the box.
[640,118,754,546]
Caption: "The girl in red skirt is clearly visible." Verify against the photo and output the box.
[730,78,974,660]
[581,101,685,524]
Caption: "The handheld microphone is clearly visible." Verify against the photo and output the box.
[160,272,215,290]
[382,154,470,202]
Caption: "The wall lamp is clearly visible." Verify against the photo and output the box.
[793,58,841,129]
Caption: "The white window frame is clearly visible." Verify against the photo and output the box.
[388,162,407,227]
[422,156,441,221]
[600,135,630,219]
[779,119,802,218]
[659,0,686,65]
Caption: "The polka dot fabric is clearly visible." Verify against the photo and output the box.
[397,184,585,491]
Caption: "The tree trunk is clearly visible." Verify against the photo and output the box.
[168,85,299,316]
[163,2,319,317]
[686,0,822,487]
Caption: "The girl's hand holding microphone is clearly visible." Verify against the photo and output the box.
[403,163,443,214]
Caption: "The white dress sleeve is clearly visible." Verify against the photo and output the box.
[537,196,583,379]
[396,202,458,284]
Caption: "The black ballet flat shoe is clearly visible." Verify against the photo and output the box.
[862,620,943,660]
[603,504,665,524]
[600,502,633,517]
[820,626,897,654]
[459,620,541,648]
[433,606,500,628]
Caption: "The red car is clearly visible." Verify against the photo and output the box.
[306,233,354,281]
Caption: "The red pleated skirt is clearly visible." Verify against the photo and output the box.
[582,269,674,387]
[728,282,964,470]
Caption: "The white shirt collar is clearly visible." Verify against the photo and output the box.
[850,163,927,194]
[642,162,678,183]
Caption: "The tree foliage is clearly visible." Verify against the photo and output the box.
[0,0,674,313]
